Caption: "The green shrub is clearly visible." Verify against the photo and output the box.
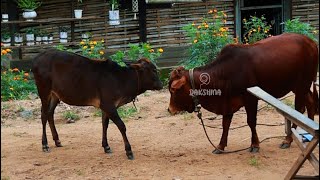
[110,43,163,66]
[63,110,80,120]
[242,15,272,44]
[1,68,37,101]
[282,18,318,43]
[182,8,234,69]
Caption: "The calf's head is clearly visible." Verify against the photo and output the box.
[130,58,163,91]
[168,67,194,114]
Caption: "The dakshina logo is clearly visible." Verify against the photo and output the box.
[189,72,221,96]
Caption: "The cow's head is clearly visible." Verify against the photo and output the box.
[130,58,163,91]
[168,66,194,114]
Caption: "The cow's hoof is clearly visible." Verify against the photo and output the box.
[249,147,259,153]
[55,140,63,147]
[127,154,134,160]
[42,145,50,152]
[127,152,134,160]
[279,143,290,149]
[212,149,223,154]
[104,146,112,154]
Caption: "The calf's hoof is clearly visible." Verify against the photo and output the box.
[55,140,63,147]
[127,152,134,160]
[212,148,223,154]
[249,147,259,153]
[42,145,50,152]
[104,146,112,154]
[279,143,291,149]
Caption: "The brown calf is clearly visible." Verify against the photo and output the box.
[32,49,162,159]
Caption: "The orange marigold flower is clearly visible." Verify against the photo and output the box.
[158,48,164,53]
[213,9,217,13]
[12,68,19,72]
[93,41,97,45]
[193,39,198,43]
[191,23,195,26]
[204,24,209,28]
[24,78,28,82]
[197,25,201,29]
[208,10,213,14]
[24,72,29,77]
[99,51,104,55]
[1,50,7,55]
[148,49,154,53]
[80,41,85,45]
[5,49,11,53]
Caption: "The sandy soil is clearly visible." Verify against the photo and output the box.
[1,90,319,180]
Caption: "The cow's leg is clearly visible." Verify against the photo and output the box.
[101,111,112,153]
[212,114,233,154]
[281,92,306,149]
[101,104,133,160]
[305,90,316,120]
[244,98,259,153]
[47,95,62,147]
[40,99,50,152]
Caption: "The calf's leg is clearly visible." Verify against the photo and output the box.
[47,95,62,147]
[101,104,133,160]
[40,100,50,152]
[101,111,112,153]
[213,114,233,154]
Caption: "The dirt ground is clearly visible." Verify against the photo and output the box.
[1,90,319,180]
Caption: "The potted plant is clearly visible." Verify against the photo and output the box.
[1,30,11,47]
[74,0,83,19]
[34,28,42,45]
[40,29,49,44]
[109,0,120,25]
[48,33,53,44]
[81,31,91,41]
[25,27,35,46]
[59,26,69,43]
[16,0,42,21]
[14,32,23,46]
[2,13,9,22]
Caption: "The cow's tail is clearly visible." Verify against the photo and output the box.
[313,81,319,115]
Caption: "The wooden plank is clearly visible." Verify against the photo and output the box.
[284,134,319,180]
[247,86,319,136]
[292,128,319,174]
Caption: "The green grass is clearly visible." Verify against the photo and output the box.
[92,106,138,120]
[118,106,137,119]
[63,110,80,120]
[248,156,259,167]
[282,99,294,109]
[93,108,102,117]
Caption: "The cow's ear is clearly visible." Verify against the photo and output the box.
[171,66,185,78]
[170,76,187,92]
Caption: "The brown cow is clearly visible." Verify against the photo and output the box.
[168,33,318,154]
[32,49,162,159]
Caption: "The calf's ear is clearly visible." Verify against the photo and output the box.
[130,63,143,70]
[170,76,187,92]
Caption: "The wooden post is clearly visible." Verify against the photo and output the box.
[138,0,147,42]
